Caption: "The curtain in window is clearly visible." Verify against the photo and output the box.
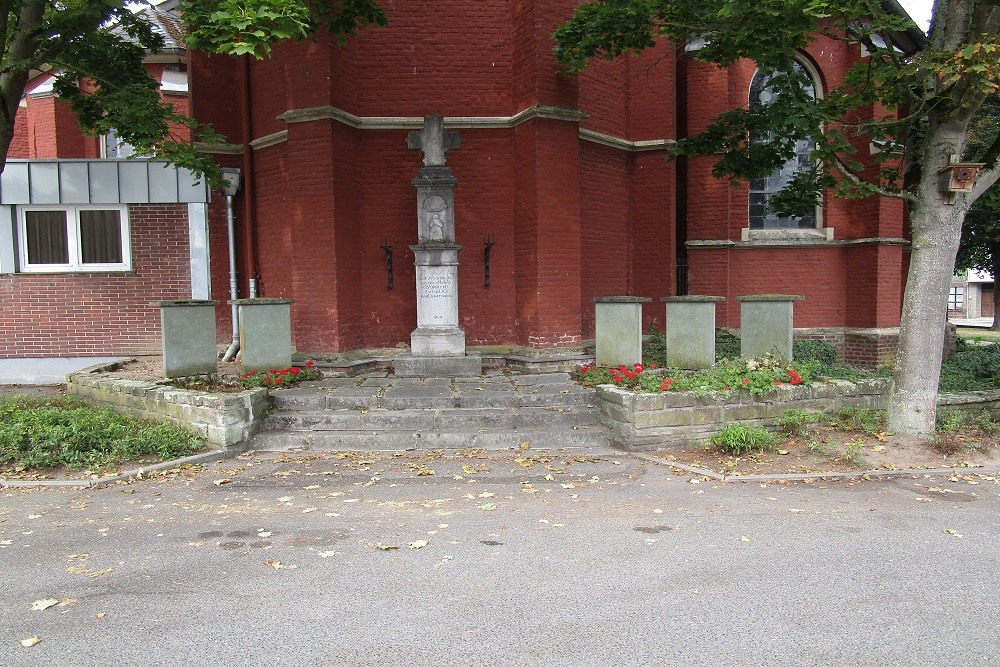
[80,210,123,264]
[25,211,69,264]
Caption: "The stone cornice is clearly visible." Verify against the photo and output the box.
[276,104,588,130]
[249,130,288,150]
[195,142,243,155]
[687,237,910,249]
[578,129,675,152]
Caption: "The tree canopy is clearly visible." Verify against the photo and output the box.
[554,0,1000,435]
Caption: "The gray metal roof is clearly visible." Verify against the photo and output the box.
[0,160,208,205]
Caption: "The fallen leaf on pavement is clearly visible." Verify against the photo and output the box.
[408,540,429,549]
[373,543,399,551]
[30,598,59,612]
[265,561,298,569]
[20,636,41,648]
[213,479,231,486]
[479,503,497,511]
[740,536,751,543]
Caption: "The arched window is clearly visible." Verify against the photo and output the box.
[748,62,819,229]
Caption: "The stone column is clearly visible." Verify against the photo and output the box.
[662,296,725,369]
[231,297,294,373]
[395,114,481,377]
[593,297,651,367]
[737,294,805,361]
[152,300,219,378]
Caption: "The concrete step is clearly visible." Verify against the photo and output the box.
[249,426,610,452]
[269,383,596,411]
[260,405,600,433]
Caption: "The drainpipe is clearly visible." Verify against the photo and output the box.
[221,168,242,362]
[239,55,260,298]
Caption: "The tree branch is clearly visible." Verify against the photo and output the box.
[833,155,917,204]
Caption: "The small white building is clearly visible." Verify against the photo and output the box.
[950,269,996,321]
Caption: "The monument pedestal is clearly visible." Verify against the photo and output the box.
[394,115,482,377]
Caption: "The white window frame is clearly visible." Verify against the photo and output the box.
[17,205,132,273]
[948,286,965,311]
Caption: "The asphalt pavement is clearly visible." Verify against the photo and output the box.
[1,449,997,666]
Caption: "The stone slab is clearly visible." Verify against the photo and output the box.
[156,301,218,378]
[740,298,797,360]
[235,300,293,373]
[394,353,482,377]
[664,299,717,370]
[594,299,646,368]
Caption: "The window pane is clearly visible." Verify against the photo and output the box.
[79,210,123,264]
[25,211,69,264]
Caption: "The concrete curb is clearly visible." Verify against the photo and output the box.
[630,452,1000,482]
[0,450,226,489]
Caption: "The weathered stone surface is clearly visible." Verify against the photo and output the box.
[394,352,481,378]
[233,298,294,374]
[154,300,218,378]
[662,297,723,370]
[738,296,802,361]
[593,298,650,368]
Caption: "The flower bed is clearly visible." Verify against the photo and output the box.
[596,376,893,451]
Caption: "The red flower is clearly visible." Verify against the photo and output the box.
[279,369,289,376]
[741,378,750,386]
[291,367,301,375]
[613,376,623,384]
[790,377,803,385]
[274,377,283,385]
[724,386,731,391]
[660,379,672,391]
[305,360,315,368]
[649,362,658,369]
[774,381,783,386]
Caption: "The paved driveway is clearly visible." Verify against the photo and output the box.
[1,450,997,666]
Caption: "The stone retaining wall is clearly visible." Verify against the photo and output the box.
[937,390,1000,420]
[67,363,269,453]
[597,378,893,451]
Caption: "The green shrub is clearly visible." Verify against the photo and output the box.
[0,396,202,472]
[832,407,885,435]
[642,325,667,366]
[939,345,1000,392]
[774,408,825,437]
[715,328,741,361]
[708,423,779,456]
[793,339,840,365]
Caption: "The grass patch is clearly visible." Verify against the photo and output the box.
[955,327,1000,343]
[0,396,202,474]
[708,423,780,456]
[940,343,1000,392]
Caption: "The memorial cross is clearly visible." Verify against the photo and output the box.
[407,114,462,166]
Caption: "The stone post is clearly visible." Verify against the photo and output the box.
[593,297,651,367]
[396,114,481,377]
[152,300,219,378]
[737,294,805,360]
[662,296,725,369]
[231,297,294,373]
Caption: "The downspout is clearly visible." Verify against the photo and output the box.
[239,55,260,297]
[221,168,242,361]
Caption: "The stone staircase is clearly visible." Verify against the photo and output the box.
[249,371,611,452]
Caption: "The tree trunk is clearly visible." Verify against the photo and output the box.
[991,253,1000,331]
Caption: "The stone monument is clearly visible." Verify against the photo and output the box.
[394,114,481,377]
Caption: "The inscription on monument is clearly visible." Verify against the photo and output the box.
[419,273,455,298]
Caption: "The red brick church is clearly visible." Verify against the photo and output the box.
[0,1,919,367]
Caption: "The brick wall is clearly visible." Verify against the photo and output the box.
[0,205,191,358]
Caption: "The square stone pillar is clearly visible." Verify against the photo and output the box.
[662,296,725,369]
[152,300,219,378]
[231,298,294,373]
[593,297,651,367]
[737,294,805,361]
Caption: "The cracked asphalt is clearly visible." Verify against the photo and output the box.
[1,449,998,666]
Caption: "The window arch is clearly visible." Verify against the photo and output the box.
[748,60,821,230]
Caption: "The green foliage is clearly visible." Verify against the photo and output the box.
[574,354,817,395]
[774,408,824,437]
[0,396,201,473]
[841,437,868,466]
[715,328,741,361]
[179,0,388,59]
[235,363,324,389]
[642,325,667,366]
[939,344,1000,391]
[935,409,968,432]
[831,407,885,436]
[708,423,779,456]
[793,339,840,365]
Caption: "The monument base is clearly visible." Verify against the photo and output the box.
[394,352,482,377]
[410,326,467,356]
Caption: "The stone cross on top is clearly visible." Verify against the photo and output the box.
[407,114,462,166]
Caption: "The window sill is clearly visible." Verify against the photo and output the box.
[740,227,834,244]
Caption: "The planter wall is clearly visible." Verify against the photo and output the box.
[67,362,269,453]
[597,378,893,451]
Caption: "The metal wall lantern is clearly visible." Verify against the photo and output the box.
[380,237,394,289]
